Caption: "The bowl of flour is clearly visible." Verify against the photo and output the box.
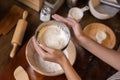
[35,20,70,50]
[26,38,76,76]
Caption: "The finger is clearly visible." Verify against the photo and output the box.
[67,18,81,29]
[52,14,65,21]
[66,18,78,26]
[38,44,54,53]
[32,36,46,56]
[67,18,76,23]
[52,14,71,24]
[52,14,73,30]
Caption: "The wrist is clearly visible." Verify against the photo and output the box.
[77,33,90,47]
[58,56,70,68]
[77,34,86,43]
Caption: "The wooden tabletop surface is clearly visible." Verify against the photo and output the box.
[0,0,120,80]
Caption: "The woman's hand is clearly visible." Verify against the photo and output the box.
[52,14,84,41]
[32,36,67,65]
[32,36,82,80]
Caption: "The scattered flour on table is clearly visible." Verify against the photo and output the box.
[37,50,69,73]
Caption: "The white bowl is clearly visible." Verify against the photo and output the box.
[68,7,84,22]
[26,38,76,76]
[68,6,89,22]
[88,0,119,20]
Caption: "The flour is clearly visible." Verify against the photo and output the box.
[37,25,68,49]
[37,50,69,73]
[68,7,83,22]
[96,31,107,44]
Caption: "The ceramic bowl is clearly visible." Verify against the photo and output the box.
[68,6,89,22]
[26,38,76,76]
[88,0,119,20]
[68,7,84,22]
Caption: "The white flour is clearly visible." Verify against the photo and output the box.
[37,25,68,49]
[96,31,107,44]
[37,50,69,73]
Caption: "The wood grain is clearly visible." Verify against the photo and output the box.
[17,0,44,12]
[0,5,24,35]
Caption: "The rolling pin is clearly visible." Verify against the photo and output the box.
[10,10,28,58]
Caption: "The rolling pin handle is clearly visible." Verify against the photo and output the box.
[10,43,18,58]
[23,10,28,20]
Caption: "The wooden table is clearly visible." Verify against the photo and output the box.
[0,0,120,80]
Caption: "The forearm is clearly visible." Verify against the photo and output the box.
[59,57,82,80]
[79,35,120,71]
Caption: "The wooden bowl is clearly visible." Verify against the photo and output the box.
[26,38,76,76]
[83,23,116,49]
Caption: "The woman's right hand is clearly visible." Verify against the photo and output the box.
[52,14,84,41]
[32,36,67,65]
